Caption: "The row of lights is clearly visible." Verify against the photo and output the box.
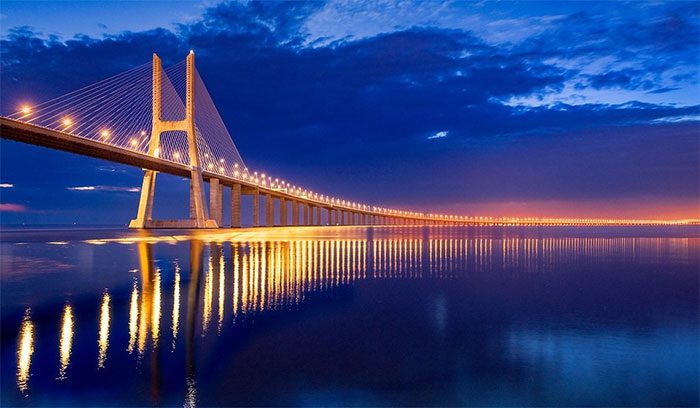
[19,105,113,140]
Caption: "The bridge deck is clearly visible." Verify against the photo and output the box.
[2,117,695,227]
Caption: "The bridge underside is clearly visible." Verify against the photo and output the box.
[0,119,191,177]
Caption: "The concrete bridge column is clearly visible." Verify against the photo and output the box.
[316,206,322,226]
[252,189,260,227]
[265,193,274,227]
[279,197,287,226]
[303,204,310,225]
[231,183,241,228]
[189,184,196,219]
[291,201,299,225]
[209,178,223,227]
[326,208,333,225]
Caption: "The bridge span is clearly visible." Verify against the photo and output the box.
[1,52,695,228]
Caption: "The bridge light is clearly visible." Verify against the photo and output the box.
[173,152,181,160]
[233,163,239,168]
[62,117,73,127]
[130,138,138,147]
[219,167,224,173]
[207,163,213,169]
[100,129,110,139]
[140,131,146,136]
[219,158,225,163]
[19,105,31,115]
[154,148,160,157]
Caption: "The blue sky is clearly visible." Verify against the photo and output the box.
[1,0,698,224]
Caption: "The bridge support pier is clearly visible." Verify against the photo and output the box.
[316,207,322,226]
[279,197,287,226]
[252,189,260,227]
[303,204,310,225]
[292,201,299,225]
[209,178,223,226]
[231,184,241,228]
[265,193,274,227]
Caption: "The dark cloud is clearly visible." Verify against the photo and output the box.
[515,2,699,94]
[0,0,698,224]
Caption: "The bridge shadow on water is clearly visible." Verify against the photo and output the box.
[1,226,698,406]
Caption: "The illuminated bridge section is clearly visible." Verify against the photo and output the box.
[1,53,696,227]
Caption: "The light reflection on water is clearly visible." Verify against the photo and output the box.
[57,304,74,381]
[16,310,34,395]
[97,292,110,369]
[1,226,698,406]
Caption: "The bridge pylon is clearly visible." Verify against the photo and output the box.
[129,51,218,229]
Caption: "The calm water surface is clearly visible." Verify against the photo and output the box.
[1,226,698,406]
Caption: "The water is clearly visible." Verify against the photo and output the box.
[1,226,698,406]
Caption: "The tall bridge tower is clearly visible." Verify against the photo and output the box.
[129,51,218,228]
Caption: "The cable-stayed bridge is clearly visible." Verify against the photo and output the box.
[0,53,694,228]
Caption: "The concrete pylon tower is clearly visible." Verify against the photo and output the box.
[129,51,217,228]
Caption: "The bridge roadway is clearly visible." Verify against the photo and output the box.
[1,117,693,227]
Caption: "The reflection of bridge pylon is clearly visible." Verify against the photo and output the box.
[130,52,217,229]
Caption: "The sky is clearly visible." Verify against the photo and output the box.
[0,0,699,225]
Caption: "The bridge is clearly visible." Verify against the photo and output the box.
[0,52,695,228]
